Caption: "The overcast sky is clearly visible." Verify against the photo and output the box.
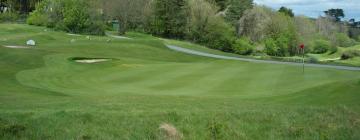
[254,0,360,21]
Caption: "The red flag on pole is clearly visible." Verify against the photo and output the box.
[299,43,305,73]
[299,44,305,49]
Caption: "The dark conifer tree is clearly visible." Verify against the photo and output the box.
[152,0,188,38]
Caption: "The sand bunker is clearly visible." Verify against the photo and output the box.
[75,59,109,63]
[67,33,82,36]
[3,45,31,49]
[72,57,111,64]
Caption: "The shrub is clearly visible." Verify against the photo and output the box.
[329,46,338,54]
[27,12,48,26]
[264,38,278,56]
[185,0,235,52]
[335,33,352,47]
[308,56,319,63]
[26,0,52,26]
[264,33,292,57]
[201,17,234,52]
[232,38,253,55]
[27,0,105,35]
[0,12,20,22]
[312,39,331,54]
[341,50,360,60]
[275,34,290,56]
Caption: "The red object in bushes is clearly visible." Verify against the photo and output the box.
[299,44,305,49]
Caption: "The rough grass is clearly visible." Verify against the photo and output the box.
[1,24,360,139]
[308,45,360,66]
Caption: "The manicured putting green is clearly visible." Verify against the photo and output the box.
[1,24,360,139]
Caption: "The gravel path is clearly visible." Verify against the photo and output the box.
[166,45,360,71]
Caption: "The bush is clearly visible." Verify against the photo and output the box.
[26,0,52,26]
[185,0,235,53]
[335,33,352,47]
[264,38,278,56]
[27,0,105,35]
[200,17,234,52]
[276,34,290,56]
[329,46,338,54]
[0,12,20,22]
[232,38,253,55]
[308,56,319,63]
[27,12,48,26]
[312,39,331,54]
[341,50,360,60]
[264,33,291,57]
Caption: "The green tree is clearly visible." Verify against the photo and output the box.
[27,0,105,35]
[335,33,353,47]
[213,0,228,11]
[232,38,253,55]
[187,0,234,52]
[225,0,252,26]
[278,6,294,17]
[102,0,151,35]
[265,38,278,56]
[311,39,331,54]
[238,6,272,42]
[324,8,344,22]
[151,0,188,38]
[0,0,42,14]
[264,11,299,56]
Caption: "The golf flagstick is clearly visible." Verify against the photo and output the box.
[303,47,305,73]
[299,44,305,74]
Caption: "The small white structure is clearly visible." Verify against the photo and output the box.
[26,40,36,46]
[86,36,91,40]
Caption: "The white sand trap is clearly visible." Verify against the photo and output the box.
[4,45,31,49]
[67,33,82,36]
[75,59,110,63]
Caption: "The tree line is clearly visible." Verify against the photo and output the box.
[1,0,359,57]
[0,0,42,13]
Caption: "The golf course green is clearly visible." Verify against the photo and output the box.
[1,24,360,139]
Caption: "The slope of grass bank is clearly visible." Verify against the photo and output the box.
[308,45,360,66]
[1,24,360,139]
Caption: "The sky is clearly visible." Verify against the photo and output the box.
[254,0,360,21]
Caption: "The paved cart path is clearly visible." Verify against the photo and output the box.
[166,45,360,71]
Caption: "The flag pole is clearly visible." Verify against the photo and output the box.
[302,47,305,74]
[299,44,305,74]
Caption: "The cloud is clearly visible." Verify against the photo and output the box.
[254,0,360,20]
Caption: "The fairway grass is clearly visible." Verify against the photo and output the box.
[1,24,360,139]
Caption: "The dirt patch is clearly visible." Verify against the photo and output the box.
[159,123,183,140]
[71,57,112,64]
[3,45,31,49]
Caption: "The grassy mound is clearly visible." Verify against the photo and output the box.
[1,24,360,139]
